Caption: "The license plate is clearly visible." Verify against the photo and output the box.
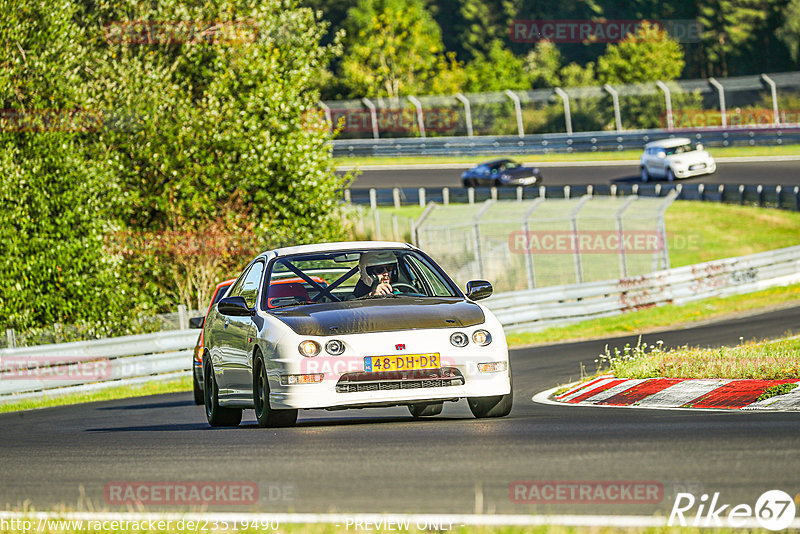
[690,163,705,170]
[364,353,440,372]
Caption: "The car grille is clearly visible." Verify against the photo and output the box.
[336,368,464,393]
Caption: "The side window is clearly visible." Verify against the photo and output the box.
[233,262,265,309]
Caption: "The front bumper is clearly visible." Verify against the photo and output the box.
[673,160,716,178]
[266,328,511,410]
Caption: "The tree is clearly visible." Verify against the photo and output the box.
[698,0,774,76]
[597,22,684,84]
[464,40,529,92]
[340,0,463,98]
[524,41,562,88]
[777,0,800,63]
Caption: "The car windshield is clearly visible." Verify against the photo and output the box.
[664,144,694,155]
[264,249,459,309]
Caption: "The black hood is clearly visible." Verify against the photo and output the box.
[269,297,485,336]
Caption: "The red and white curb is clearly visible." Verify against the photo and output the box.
[534,375,800,411]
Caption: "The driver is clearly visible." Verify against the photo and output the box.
[353,251,398,298]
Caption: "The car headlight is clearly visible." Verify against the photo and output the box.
[450,332,469,347]
[298,340,321,357]
[472,330,492,346]
[325,339,345,355]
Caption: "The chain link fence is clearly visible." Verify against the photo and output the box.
[413,194,677,293]
[323,71,800,139]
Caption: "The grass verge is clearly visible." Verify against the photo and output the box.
[335,143,800,166]
[595,335,800,380]
[506,284,800,348]
[0,375,191,414]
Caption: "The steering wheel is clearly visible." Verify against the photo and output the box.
[392,283,422,295]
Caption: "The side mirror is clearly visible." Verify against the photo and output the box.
[218,296,255,317]
[466,280,493,301]
[695,143,704,151]
[189,316,204,329]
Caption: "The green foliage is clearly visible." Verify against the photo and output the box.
[597,22,685,84]
[524,41,562,89]
[341,0,464,97]
[464,40,530,92]
[777,0,800,62]
[0,0,349,335]
[757,382,798,401]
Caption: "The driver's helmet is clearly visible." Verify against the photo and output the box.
[359,250,398,286]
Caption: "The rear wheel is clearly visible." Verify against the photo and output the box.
[667,168,675,182]
[204,357,242,427]
[254,353,297,428]
[408,402,443,418]
[641,167,649,182]
[468,374,513,418]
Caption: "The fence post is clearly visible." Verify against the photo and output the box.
[468,187,475,205]
[178,305,188,330]
[761,74,780,126]
[407,95,426,138]
[563,185,571,199]
[795,186,799,211]
[319,101,332,130]
[539,185,546,199]
[505,90,524,137]
[632,184,639,196]
[392,188,401,209]
[418,188,426,207]
[516,186,523,201]
[611,184,617,197]
[369,188,377,210]
[655,183,662,196]
[442,187,450,205]
[391,214,400,241]
[6,328,16,348]
[344,189,351,203]
[554,87,573,135]
[490,186,498,200]
[373,208,382,240]
[603,84,622,132]
[587,184,593,197]
[739,184,745,205]
[776,185,782,208]
[718,184,725,202]
[757,184,764,207]
[708,78,727,128]
[455,93,474,137]
[656,81,673,130]
[698,183,705,201]
[361,97,380,139]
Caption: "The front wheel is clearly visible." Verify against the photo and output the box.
[667,168,675,182]
[468,374,513,418]
[204,358,242,427]
[254,353,297,428]
[641,167,650,182]
[408,402,443,418]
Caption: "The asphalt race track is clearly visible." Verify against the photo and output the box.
[1,305,799,517]
[346,160,800,188]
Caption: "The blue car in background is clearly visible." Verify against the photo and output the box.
[461,158,542,188]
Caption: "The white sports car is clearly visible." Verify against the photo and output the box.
[202,241,512,427]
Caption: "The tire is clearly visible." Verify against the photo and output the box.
[641,167,649,182]
[192,370,204,405]
[408,402,443,418]
[204,357,242,427]
[667,168,675,182]
[254,353,297,428]
[468,373,513,419]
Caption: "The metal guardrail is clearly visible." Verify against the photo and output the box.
[332,127,800,157]
[2,246,798,401]
[0,329,197,401]
[485,245,800,331]
[347,183,800,211]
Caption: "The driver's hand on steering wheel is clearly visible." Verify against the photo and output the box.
[371,281,393,296]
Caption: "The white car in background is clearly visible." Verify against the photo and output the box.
[640,137,716,182]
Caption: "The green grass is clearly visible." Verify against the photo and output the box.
[757,382,799,401]
[507,283,800,348]
[595,335,800,380]
[335,143,800,166]
[665,202,800,267]
[0,376,191,414]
